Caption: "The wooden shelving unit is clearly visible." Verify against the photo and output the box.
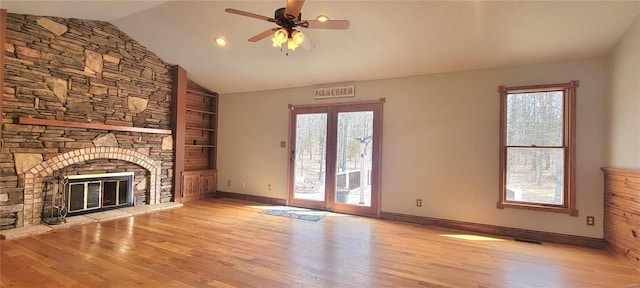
[184,88,217,170]
[172,66,218,202]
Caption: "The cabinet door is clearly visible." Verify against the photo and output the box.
[183,173,201,198]
[201,173,216,194]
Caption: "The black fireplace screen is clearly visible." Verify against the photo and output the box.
[65,173,134,215]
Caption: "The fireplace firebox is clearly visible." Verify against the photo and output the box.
[65,172,134,216]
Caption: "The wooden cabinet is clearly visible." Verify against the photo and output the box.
[602,167,640,272]
[182,170,217,201]
[172,65,218,202]
[202,172,217,194]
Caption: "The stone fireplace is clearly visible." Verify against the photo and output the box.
[1,13,176,230]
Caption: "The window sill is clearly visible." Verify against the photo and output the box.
[497,201,578,216]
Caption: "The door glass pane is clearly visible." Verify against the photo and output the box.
[118,180,128,205]
[293,113,327,201]
[506,147,564,204]
[506,91,563,146]
[87,182,101,209]
[335,111,373,206]
[103,181,117,207]
[68,183,85,212]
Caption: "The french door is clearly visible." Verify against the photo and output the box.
[287,100,383,217]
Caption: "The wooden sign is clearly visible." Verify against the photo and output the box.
[314,85,355,99]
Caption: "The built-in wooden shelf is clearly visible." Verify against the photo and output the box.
[187,127,216,132]
[18,117,172,134]
[172,66,218,204]
[186,108,217,115]
[185,144,216,148]
[187,89,217,98]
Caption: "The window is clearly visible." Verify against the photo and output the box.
[497,81,579,216]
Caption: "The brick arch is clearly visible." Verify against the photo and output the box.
[21,147,162,226]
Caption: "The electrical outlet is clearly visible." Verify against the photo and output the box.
[242,182,246,189]
[268,184,272,191]
[227,180,231,186]
[587,216,595,226]
[280,141,286,148]
[416,199,422,207]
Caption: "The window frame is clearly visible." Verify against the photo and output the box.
[497,81,579,216]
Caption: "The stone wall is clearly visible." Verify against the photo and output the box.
[1,13,174,229]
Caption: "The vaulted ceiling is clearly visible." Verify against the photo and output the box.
[2,1,639,94]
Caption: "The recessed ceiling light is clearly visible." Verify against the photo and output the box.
[316,15,329,22]
[214,37,227,47]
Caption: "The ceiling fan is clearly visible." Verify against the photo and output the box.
[225,0,350,52]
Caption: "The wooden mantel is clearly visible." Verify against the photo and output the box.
[18,117,172,135]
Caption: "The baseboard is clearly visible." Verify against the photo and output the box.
[216,191,286,206]
[380,211,605,250]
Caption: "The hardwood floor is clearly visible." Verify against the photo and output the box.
[1,198,638,287]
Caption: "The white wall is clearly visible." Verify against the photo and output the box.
[607,16,640,170]
[218,58,608,238]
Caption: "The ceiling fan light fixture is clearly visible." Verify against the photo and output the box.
[316,15,329,22]
[225,1,349,53]
[288,38,299,50]
[291,30,305,45]
[274,28,288,43]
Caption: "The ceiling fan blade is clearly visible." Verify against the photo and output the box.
[304,20,350,29]
[248,28,279,42]
[225,8,275,23]
[300,32,315,50]
[284,0,305,19]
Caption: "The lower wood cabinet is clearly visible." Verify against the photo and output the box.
[182,169,216,201]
